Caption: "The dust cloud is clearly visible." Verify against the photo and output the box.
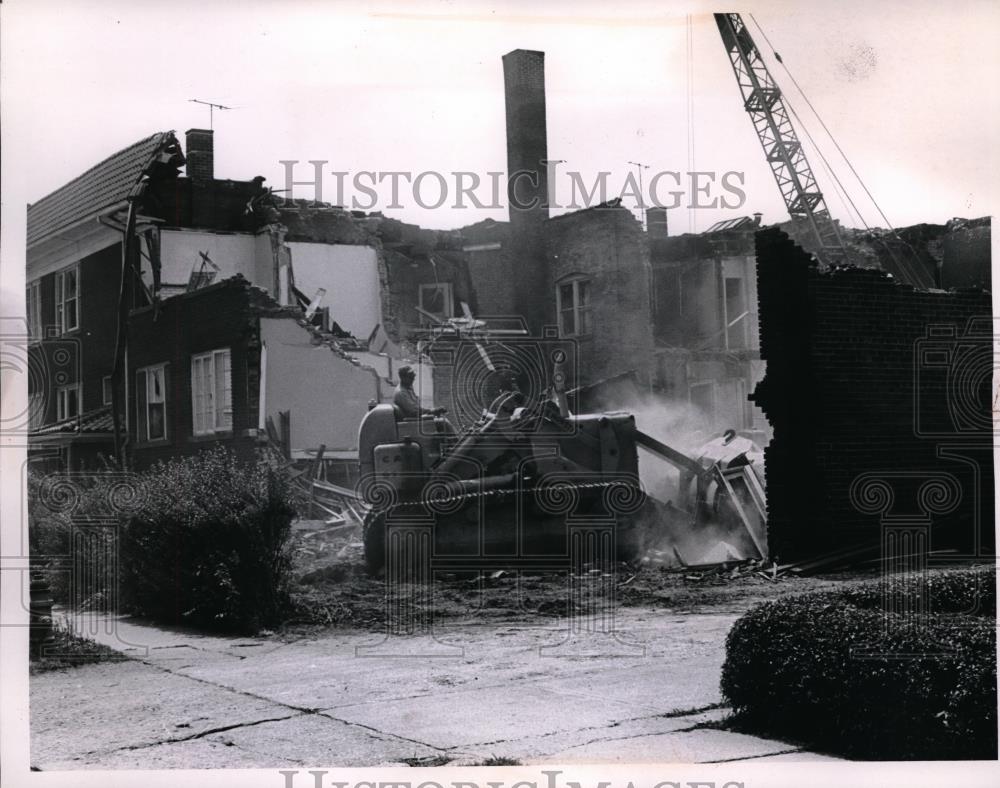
[594,390,764,567]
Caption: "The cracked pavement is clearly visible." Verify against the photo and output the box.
[30,608,840,768]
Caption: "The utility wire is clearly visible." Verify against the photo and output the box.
[686,14,696,234]
[748,14,929,281]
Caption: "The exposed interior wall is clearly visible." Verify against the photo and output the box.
[752,227,994,563]
[260,317,380,456]
[253,231,278,296]
[352,351,434,407]
[650,238,764,437]
[286,242,381,338]
[159,229,257,288]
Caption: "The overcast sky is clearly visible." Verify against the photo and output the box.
[2,0,998,240]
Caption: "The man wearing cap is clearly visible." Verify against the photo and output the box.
[393,365,445,419]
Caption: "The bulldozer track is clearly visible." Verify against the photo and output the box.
[362,478,649,574]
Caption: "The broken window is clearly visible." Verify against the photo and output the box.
[419,283,454,322]
[136,364,168,441]
[55,265,80,334]
[556,278,591,337]
[26,280,42,340]
[191,349,232,435]
[56,383,81,421]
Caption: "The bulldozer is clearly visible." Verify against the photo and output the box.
[357,355,767,576]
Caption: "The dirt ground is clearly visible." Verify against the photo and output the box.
[283,518,884,635]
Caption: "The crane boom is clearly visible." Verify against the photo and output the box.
[714,13,847,265]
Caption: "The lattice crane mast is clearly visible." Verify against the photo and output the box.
[714,13,847,266]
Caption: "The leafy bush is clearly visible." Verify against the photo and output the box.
[28,466,120,607]
[721,566,997,760]
[119,447,296,633]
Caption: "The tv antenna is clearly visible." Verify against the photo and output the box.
[627,161,651,228]
[188,99,232,130]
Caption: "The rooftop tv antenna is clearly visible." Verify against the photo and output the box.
[188,99,232,130]
[627,161,651,229]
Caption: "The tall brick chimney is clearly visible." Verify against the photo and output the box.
[503,49,550,335]
[185,128,214,183]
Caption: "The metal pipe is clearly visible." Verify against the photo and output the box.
[633,429,705,477]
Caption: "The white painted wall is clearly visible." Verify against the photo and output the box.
[287,242,381,339]
[353,351,435,407]
[159,229,258,288]
[261,317,381,455]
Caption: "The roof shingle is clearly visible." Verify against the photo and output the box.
[26,132,177,247]
[32,406,113,436]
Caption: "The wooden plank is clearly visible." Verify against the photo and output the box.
[715,465,768,559]
[279,411,291,459]
[309,444,326,519]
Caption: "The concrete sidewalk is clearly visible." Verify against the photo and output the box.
[31,609,841,768]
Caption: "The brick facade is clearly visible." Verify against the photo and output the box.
[503,49,550,335]
[127,278,260,468]
[752,227,994,562]
[28,242,121,423]
[545,204,655,392]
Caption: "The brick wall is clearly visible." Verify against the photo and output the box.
[461,219,517,319]
[128,278,259,468]
[503,49,550,335]
[28,243,122,423]
[753,228,994,562]
[544,204,655,390]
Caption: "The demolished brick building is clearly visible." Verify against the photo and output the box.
[25,130,472,472]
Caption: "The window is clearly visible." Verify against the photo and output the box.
[556,278,591,337]
[102,376,113,406]
[28,393,45,431]
[136,364,168,441]
[418,283,453,322]
[26,280,42,340]
[191,349,232,435]
[56,383,81,421]
[55,265,80,334]
[725,277,748,350]
[689,381,715,421]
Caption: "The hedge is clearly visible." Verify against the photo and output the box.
[28,468,119,607]
[721,566,997,760]
[119,448,297,633]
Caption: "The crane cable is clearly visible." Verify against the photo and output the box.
[685,14,696,233]
[748,14,929,282]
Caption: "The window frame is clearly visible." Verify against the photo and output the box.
[26,279,42,341]
[418,282,454,322]
[555,276,592,338]
[724,275,749,350]
[190,348,233,436]
[102,375,113,406]
[688,380,716,420]
[136,363,169,443]
[56,382,81,422]
[55,264,81,334]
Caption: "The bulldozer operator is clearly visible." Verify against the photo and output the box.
[393,365,446,419]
